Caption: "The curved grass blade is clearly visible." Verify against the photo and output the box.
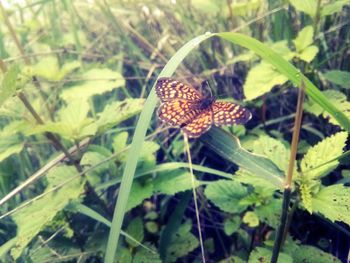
[104,33,213,263]
[216,32,350,132]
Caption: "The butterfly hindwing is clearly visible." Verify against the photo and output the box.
[156,78,202,102]
[212,101,252,126]
[157,100,202,126]
[182,108,213,138]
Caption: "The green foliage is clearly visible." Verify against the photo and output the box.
[0,65,19,107]
[242,211,259,227]
[3,166,83,259]
[125,217,144,247]
[205,180,248,213]
[223,216,241,235]
[300,132,347,179]
[323,70,350,88]
[248,247,292,263]
[312,184,350,225]
[165,220,199,262]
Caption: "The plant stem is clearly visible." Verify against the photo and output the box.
[271,81,305,263]
[184,134,206,263]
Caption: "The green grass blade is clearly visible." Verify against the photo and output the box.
[216,32,350,132]
[104,33,213,263]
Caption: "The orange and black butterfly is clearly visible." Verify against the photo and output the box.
[155,78,252,138]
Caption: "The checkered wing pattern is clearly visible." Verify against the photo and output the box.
[156,78,202,102]
[212,101,252,126]
[157,100,203,126]
[182,108,213,138]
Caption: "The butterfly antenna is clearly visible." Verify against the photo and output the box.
[183,134,206,263]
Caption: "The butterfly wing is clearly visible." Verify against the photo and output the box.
[181,108,213,138]
[212,101,252,126]
[157,100,203,126]
[156,78,202,102]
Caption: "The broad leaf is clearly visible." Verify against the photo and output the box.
[204,180,248,213]
[289,0,317,18]
[321,0,350,17]
[244,62,288,100]
[0,65,19,107]
[298,45,319,62]
[96,99,144,134]
[125,217,144,248]
[301,132,348,179]
[242,211,259,227]
[249,247,293,263]
[165,220,199,262]
[61,68,125,101]
[5,166,84,259]
[293,26,314,52]
[312,184,350,225]
[323,70,350,88]
[223,216,241,235]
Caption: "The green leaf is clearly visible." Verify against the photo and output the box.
[251,135,290,173]
[112,132,129,152]
[321,0,350,17]
[223,216,241,235]
[115,247,132,263]
[133,243,161,263]
[298,45,319,62]
[0,65,19,107]
[154,170,200,195]
[255,199,282,228]
[61,68,125,101]
[96,99,144,134]
[312,184,350,225]
[323,70,350,88]
[289,0,317,18]
[301,132,348,179]
[6,166,83,259]
[242,211,259,227]
[165,220,199,262]
[293,26,314,52]
[126,180,153,212]
[219,256,245,263]
[125,217,144,248]
[30,56,60,81]
[204,180,248,213]
[28,99,97,140]
[290,245,341,263]
[0,129,24,162]
[249,247,293,263]
[305,90,350,125]
[300,182,313,213]
[244,62,288,100]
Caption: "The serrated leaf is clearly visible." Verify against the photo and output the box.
[112,132,129,152]
[291,245,341,263]
[243,211,259,227]
[252,135,290,173]
[165,220,199,262]
[305,90,350,125]
[28,99,97,140]
[125,217,144,248]
[224,216,241,235]
[301,132,348,179]
[321,0,350,17]
[7,166,83,259]
[235,169,280,193]
[0,65,19,107]
[126,180,153,212]
[312,184,350,225]
[323,70,350,88]
[293,26,314,52]
[80,151,112,185]
[244,62,288,100]
[289,0,317,18]
[0,132,24,162]
[154,170,200,195]
[205,180,248,213]
[298,45,319,62]
[300,183,313,213]
[255,199,282,228]
[249,247,293,263]
[30,56,60,81]
[133,243,161,263]
[61,68,125,101]
[96,99,144,134]
[115,247,132,263]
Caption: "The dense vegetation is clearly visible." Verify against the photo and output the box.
[0,0,350,262]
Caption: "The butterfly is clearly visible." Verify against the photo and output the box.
[155,78,252,138]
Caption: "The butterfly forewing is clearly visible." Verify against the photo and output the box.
[181,108,213,138]
[212,101,252,126]
[156,78,202,102]
[157,100,203,126]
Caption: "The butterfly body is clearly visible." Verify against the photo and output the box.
[156,78,251,138]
